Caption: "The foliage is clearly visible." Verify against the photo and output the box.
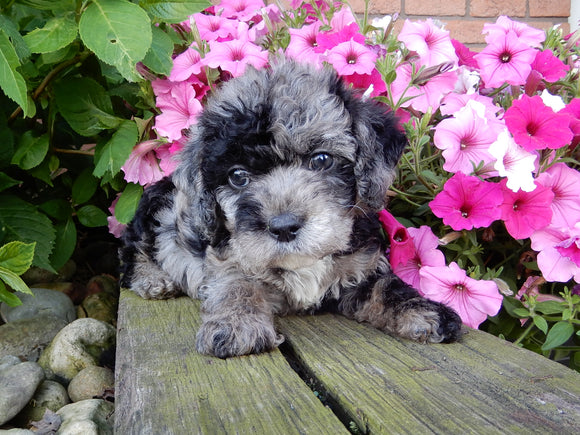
[0,241,35,306]
[2,0,580,370]
[0,0,210,274]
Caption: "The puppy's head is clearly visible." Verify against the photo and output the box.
[173,61,406,271]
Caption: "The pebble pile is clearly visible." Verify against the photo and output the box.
[0,265,118,434]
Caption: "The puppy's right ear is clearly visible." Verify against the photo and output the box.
[172,127,218,244]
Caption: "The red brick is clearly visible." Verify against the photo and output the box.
[445,20,486,44]
[470,0,526,17]
[349,0,401,15]
[529,0,571,17]
[405,0,466,16]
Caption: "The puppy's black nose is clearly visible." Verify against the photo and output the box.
[268,213,302,243]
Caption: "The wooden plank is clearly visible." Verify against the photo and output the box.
[115,290,348,434]
[277,314,580,434]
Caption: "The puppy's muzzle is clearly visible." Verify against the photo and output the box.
[267,213,303,243]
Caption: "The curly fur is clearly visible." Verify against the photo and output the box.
[120,61,462,358]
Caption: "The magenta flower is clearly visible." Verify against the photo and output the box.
[503,95,574,152]
[193,13,238,41]
[430,172,503,231]
[107,195,126,238]
[169,47,203,82]
[499,179,554,239]
[434,100,503,175]
[561,98,580,147]
[482,16,546,48]
[451,39,478,68]
[531,225,580,282]
[154,81,203,141]
[530,49,570,82]
[341,69,386,97]
[419,262,503,329]
[393,226,446,291]
[122,140,165,186]
[474,31,537,88]
[537,163,580,229]
[326,40,377,76]
[397,19,458,68]
[204,40,269,77]
[378,210,415,268]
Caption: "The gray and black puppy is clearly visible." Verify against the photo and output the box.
[120,60,462,358]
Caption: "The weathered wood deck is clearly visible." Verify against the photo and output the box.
[115,289,580,434]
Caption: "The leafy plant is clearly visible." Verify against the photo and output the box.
[0,0,209,272]
[0,241,35,306]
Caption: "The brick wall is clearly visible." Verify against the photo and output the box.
[348,0,571,47]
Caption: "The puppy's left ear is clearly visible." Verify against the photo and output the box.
[349,98,407,210]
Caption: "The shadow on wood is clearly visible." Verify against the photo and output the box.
[116,290,580,434]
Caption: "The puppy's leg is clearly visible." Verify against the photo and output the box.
[340,272,462,343]
[126,252,182,300]
[196,278,284,358]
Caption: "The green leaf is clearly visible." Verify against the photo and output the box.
[535,300,566,315]
[541,321,575,351]
[0,29,31,117]
[115,183,143,224]
[54,77,120,136]
[0,173,20,192]
[532,316,548,335]
[140,0,211,23]
[512,308,531,318]
[79,0,152,82]
[142,26,174,76]
[40,199,73,221]
[0,15,31,61]
[72,168,99,205]
[0,266,34,295]
[11,132,49,170]
[93,120,138,178]
[23,14,78,54]
[0,281,23,307]
[16,0,76,10]
[49,218,77,270]
[0,241,36,276]
[0,195,56,272]
[77,205,108,228]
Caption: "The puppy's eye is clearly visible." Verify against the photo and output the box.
[228,168,251,188]
[309,153,334,171]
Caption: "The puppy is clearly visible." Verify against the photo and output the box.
[120,61,462,358]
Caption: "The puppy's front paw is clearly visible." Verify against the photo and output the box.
[395,298,462,344]
[196,316,284,358]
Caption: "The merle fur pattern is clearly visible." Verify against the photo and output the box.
[120,61,462,358]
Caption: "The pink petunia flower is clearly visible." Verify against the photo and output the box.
[531,224,580,283]
[390,63,458,113]
[218,0,265,21]
[536,163,580,230]
[204,39,269,77]
[107,195,126,238]
[325,40,377,76]
[397,19,458,68]
[474,31,537,88]
[169,47,203,82]
[419,262,503,329]
[122,140,166,186]
[530,49,570,82]
[482,16,546,48]
[499,179,554,239]
[430,172,503,231]
[393,226,446,291]
[451,39,478,68]
[193,13,239,41]
[341,69,387,97]
[434,100,503,175]
[286,21,324,66]
[316,22,365,52]
[488,129,537,192]
[440,92,499,118]
[378,210,415,268]
[561,98,580,147]
[503,95,574,152]
[154,81,203,141]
